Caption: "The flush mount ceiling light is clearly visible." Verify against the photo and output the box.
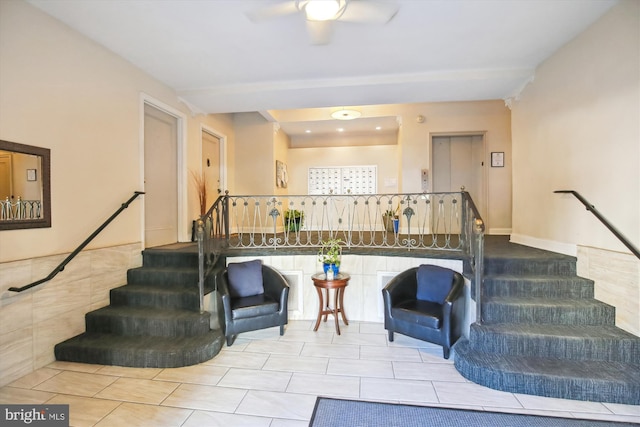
[331,108,362,120]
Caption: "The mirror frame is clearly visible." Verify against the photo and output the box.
[0,139,51,230]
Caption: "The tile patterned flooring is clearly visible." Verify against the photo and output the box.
[1,320,639,426]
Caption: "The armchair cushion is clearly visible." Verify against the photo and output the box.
[392,299,442,329]
[231,294,279,320]
[416,264,454,303]
[227,260,264,298]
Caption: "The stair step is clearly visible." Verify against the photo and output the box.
[85,306,211,337]
[484,257,576,276]
[142,246,199,269]
[482,297,616,326]
[454,339,640,405]
[54,330,224,368]
[110,284,201,311]
[469,323,640,363]
[127,267,199,288]
[483,275,594,299]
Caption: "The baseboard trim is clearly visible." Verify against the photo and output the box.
[509,233,577,257]
[488,228,512,235]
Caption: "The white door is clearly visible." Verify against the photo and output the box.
[202,130,221,208]
[144,104,178,247]
[432,135,485,233]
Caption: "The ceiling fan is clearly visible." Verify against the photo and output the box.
[246,0,399,45]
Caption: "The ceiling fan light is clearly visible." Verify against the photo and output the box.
[331,108,361,120]
[302,0,346,21]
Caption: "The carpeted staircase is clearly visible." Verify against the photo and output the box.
[454,246,640,405]
[54,245,224,367]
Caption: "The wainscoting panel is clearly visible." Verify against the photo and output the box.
[280,270,304,319]
[0,242,142,387]
[376,271,398,319]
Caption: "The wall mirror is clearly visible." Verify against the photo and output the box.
[0,139,51,230]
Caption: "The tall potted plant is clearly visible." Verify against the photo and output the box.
[191,170,207,216]
[190,170,207,241]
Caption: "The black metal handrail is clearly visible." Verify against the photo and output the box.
[9,191,145,292]
[555,190,640,260]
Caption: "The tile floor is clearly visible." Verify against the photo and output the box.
[1,320,639,426]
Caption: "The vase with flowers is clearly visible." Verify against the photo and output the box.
[318,238,342,279]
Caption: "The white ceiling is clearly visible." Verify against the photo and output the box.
[28,0,617,137]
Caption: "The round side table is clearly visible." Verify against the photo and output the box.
[311,272,350,335]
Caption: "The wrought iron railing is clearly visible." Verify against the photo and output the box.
[461,190,485,323]
[1,197,42,220]
[196,191,485,320]
[195,193,229,311]
[223,192,471,249]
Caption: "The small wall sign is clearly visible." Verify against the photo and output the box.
[491,152,504,168]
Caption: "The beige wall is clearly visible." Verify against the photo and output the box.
[231,114,290,196]
[0,0,234,263]
[232,113,275,195]
[511,0,639,255]
[511,0,639,335]
[287,145,399,195]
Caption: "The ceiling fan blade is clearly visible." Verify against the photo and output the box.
[339,0,399,24]
[246,1,299,22]
[306,20,334,45]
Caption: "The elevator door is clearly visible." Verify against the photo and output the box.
[432,135,485,233]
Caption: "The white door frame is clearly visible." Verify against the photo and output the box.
[201,124,228,195]
[139,93,189,245]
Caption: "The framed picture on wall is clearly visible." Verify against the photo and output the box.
[27,169,37,181]
[491,152,504,167]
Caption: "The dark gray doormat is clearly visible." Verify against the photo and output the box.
[308,397,639,427]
